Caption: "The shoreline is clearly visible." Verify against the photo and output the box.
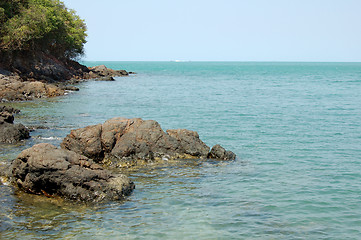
[0,66,130,102]
[0,59,130,103]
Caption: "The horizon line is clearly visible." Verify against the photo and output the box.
[81,60,361,63]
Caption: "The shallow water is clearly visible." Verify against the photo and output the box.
[1,62,361,239]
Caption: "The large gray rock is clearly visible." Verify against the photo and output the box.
[11,143,135,202]
[0,122,29,143]
[61,118,236,168]
[0,106,29,143]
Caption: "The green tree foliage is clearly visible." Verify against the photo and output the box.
[0,0,87,59]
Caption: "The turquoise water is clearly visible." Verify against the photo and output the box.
[1,62,361,239]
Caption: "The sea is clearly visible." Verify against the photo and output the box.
[1,62,361,239]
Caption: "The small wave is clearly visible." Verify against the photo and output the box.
[76,113,91,117]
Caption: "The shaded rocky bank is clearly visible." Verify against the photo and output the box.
[0,53,130,102]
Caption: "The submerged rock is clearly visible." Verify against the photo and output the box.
[0,106,29,143]
[61,117,236,168]
[11,143,135,202]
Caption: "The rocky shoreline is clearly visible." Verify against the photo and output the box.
[0,64,130,102]
[0,61,237,203]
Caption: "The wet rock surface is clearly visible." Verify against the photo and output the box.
[61,117,236,168]
[11,143,135,202]
[208,144,237,160]
[0,106,30,143]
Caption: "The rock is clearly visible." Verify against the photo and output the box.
[62,124,104,161]
[61,117,236,168]
[0,74,65,101]
[0,106,20,114]
[1,53,90,82]
[95,76,115,81]
[89,65,108,76]
[117,70,129,76]
[87,71,99,79]
[166,129,210,157]
[1,61,130,102]
[62,86,79,91]
[11,143,135,202]
[0,106,30,143]
[0,111,14,123]
[67,78,86,84]
[88,65,129,78]
[0,122,29,143]
[208,144,236,160]
[22,81,64,98]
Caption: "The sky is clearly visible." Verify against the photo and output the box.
[62,0,361,62]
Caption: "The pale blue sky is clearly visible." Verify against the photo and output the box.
[62,0,361,61]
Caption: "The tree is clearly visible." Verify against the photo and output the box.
[0,0,87,60]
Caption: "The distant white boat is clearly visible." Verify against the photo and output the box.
[172,60,191,62]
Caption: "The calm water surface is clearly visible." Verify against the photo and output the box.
[1,62,361,239]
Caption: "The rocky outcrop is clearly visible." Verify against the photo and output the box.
[0,52,89,82]
[0,52,130,102]
[0,73,65,101]
[61,117,236,168]
[0,106,30,143]
[11,143,135,202]
[8,118,235,202]
[0,64,129,101]
[87,65,129,79]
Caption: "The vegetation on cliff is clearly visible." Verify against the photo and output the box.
[0,0,87,60]
[0,0,128,102]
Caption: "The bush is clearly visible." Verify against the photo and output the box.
[0,0,87,59]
